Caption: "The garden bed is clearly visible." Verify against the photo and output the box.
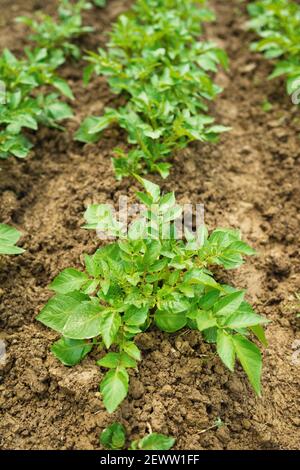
[0,0,299,450]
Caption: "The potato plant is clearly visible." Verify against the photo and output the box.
[248,0,300,100]
[0,224,24,255]
[17,0,94,61]
[0,48,74,159]
[0,0,97,160]
[100,422,175,450]
[76,0,230,179]
[38,177,268,413]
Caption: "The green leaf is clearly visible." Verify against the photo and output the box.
[135,176,160,202]
[214,291,245,316]
[224,304,268,329]
[250,324,268,347]
[100,367,129,413]
[100,422,126,450]
[159,192,176,212]
[84,254,101,278]
[143,240,161,265]
[119,352,137,368]
[101,310,121,348]
[51,337,92,366]
[88,110,117,134]
[232,335,262,396]
[37,295,102,339]
[0,224,24,255]
[97,352,121,369]
[184,269,219,289]
[154,162,171,179]
[98,351,136,369]
[202,326,217,343]
[75,116,103,143]
[52,78,74,100]
[135,433,175,450]
[136,191,153,207]
[122,341,141,361]
[189,309,216,331]
[123,305,148,326]
[48,102,73,121]
[154,309,187,333]
[227,241,256,256]
[49,268,89,294]
[217,330,235,372]
[198,290,220,309]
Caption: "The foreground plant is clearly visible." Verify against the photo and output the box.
[248,0,300,102]
[0,224,24,255]
[76,0,229,178]
[100,422,175,450]
[38,177,268,413]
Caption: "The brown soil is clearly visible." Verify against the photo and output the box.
[0,0,299,451]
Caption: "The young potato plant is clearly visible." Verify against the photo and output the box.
[17,0,94,61]
[76,0,230,179]
[0,0,99,160]
[100,422,175,450]
[38,177,268,413]
[248,0,300,101]
[0,224,24,255]
[0,48,74,159]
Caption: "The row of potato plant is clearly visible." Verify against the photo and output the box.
[248,0,300,101]
[0,0,101,160]
[76,0,230,179]
[0,0,268,442]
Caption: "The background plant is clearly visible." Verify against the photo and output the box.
[0,224,24,255]
[100,422,175,450]
[76,0,230,179]
[0,0,99,160]
[38,177,268,413]
[248,0,300,101]
[17,0,94,61]
[0,48,74,159]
